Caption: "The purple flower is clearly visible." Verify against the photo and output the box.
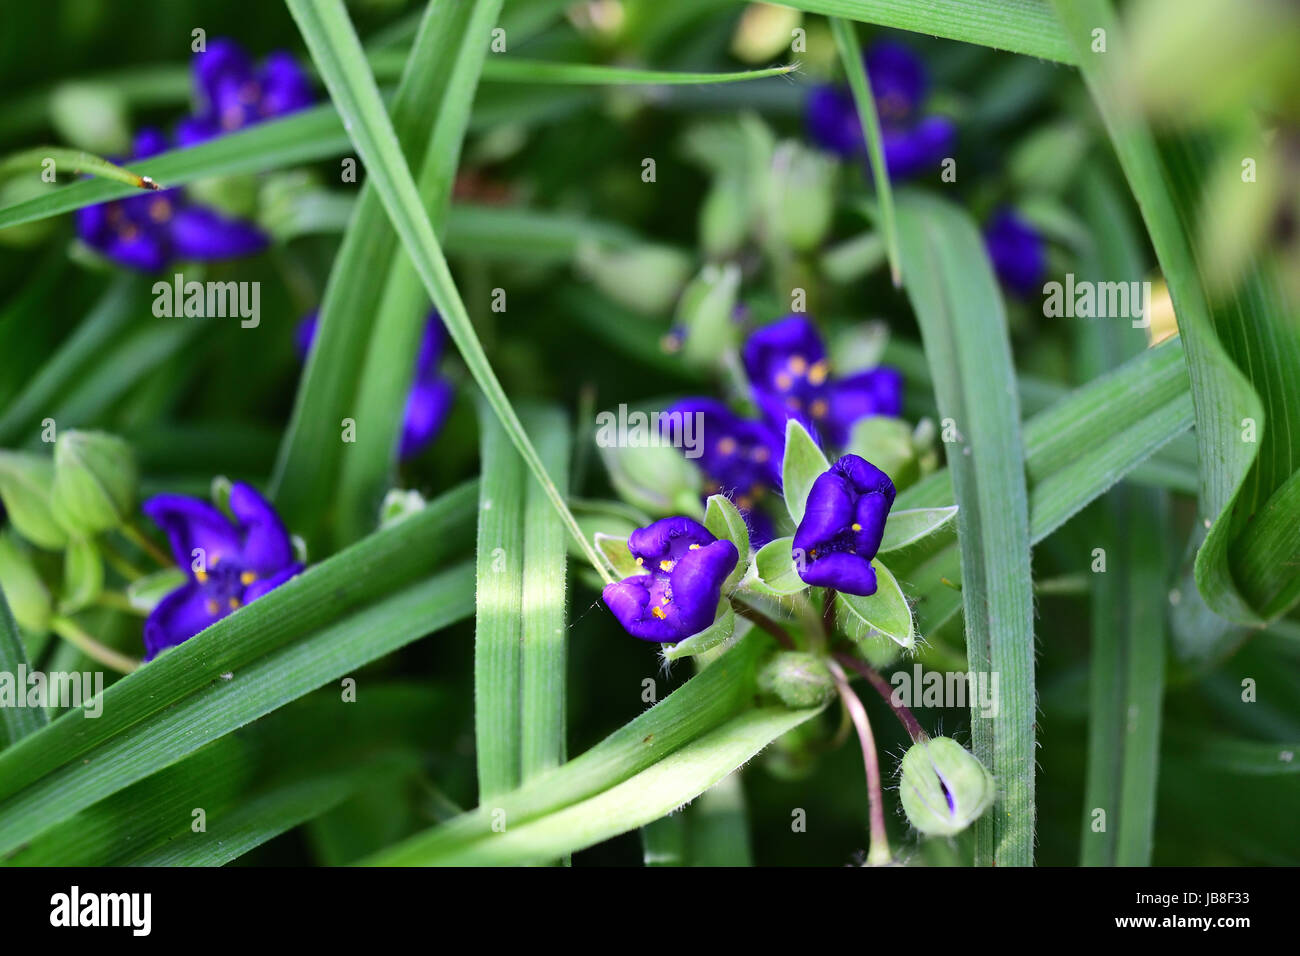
[660,398,781,545]
[793,454,895,596]
[75,128,267,271]
[806,41,955,179]
[742,315,903,448]
[601,517,738,642]
[985,207,1048,298]
[177,38,314,147]
[296,310,454,459]
[141,482,302,660]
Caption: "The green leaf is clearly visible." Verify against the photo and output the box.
[663,601,737,662]
[594,533,643,580]
[362,633,768,863]
[285,0,609,584]
[835,560,915,650]
[704,493,750,591]
[879,506,959,554]
[781,419,830,525]
[125,567,187,613]
[0,584,46,748]
[830,17,900,286]
[896,190,1035,866]
[779,0,1076,63]
[365,704,818,865]
[475,402,526,800]
[483,58,797,85]
[750,536,807,596]
[60,537,102,614]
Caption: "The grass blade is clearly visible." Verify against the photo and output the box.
[829,18,900,286]
[285,0,611,584]
[895,190,1035,866]
[0,587,45,748]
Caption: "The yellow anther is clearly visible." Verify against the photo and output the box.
[717,437,738,455]
[808,360,829,385]
[651,606,667,620]
[210,554,221,567]
[786,397,802,411]
[148,197,173,223]
[810,399,829,419]
[205,599,219,615]
[788,355,808,375]
[228,597,241,610]
[635,556,644,566]
[752,447,770,462]
[194,569,208,583]
[688,543,701,550]
[240,571,257,586]
[775,372,794,391]
[851,523,862,532]
[659,559,676,572]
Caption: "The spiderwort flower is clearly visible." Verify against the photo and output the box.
[793,454,895,596]
[806,41,955,179]
[742,315,903,447]
[176,38,315,146]
[141,482,302,660]
[75,128,267,271]
[602,517,738,642]
[660,399,781,545]
[297,310,454,459]
[984,207,1048,298]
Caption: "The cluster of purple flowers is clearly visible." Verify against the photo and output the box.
[662,314,901,547]
[77,38,314,271]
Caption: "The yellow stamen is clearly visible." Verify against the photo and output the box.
[808,360,829,385]
[788,355,808,375]
[651,606,667,620]
[240,571,257,586]
[717,437,738,455]
[659,559,675,572]
[205,599,219,615]
[228,597,241,610]
[752,447,770,462]
[148,197,172,223]
[775,372,794,391]
[786,397,802,411]
[852,523,862,532]
[688,543,701,550]
[809,399,829,419]
[635,556,644,566]
[194,569,208,583]
[210,554,221,567]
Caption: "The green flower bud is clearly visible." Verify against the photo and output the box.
[846,416,920,489]
[757,651,836,709]
[577,242,693,317]
[49,82,130,155]
[730,4,803,63]
[899,736,995,837]
[0,533,52,634]
[676,262,741,368]
[379,488,426,529]
[699,176,752,259]
[764,141,835,253]
[50,430,137,536]
[596,414,703,517]
[0,451,67,550]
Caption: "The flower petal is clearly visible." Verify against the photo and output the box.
[793,471,854,554]
[866,41,929,121]
[799,550,878,595]
[400,377,454,459]
[142,494,240,572]
[227,482,295,574]
[257,51,315,117]
[881,115,955,179]
[627,516,716,565]
[826,367,904,440]
[168,206,267,261]
[602,576,680,642]
[242,562,303,603]
[143,582,228,660]
[668,539,738,634]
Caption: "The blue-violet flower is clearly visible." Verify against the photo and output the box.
[602,517,738,642]
[141,482,302,660]
[984,206,1048,298]
[177,38,314,146]
[793,454,895,596]
[806,40,955,179]
[742,315,903,447]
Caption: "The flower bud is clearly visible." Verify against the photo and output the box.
[597,428,702,517]
[846,416,919,489]
[50,430,137,536]
[0,451,67,550]
[577,242,692,317]
[764,141,835,253]
[49,82,130,155]
[379,488,426,529]
[0,533,52,634]
[676,262,741,368]
[898,736,995,836]
[699,176,752,259]
[731,4,803,63]
[757,651,836,709]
